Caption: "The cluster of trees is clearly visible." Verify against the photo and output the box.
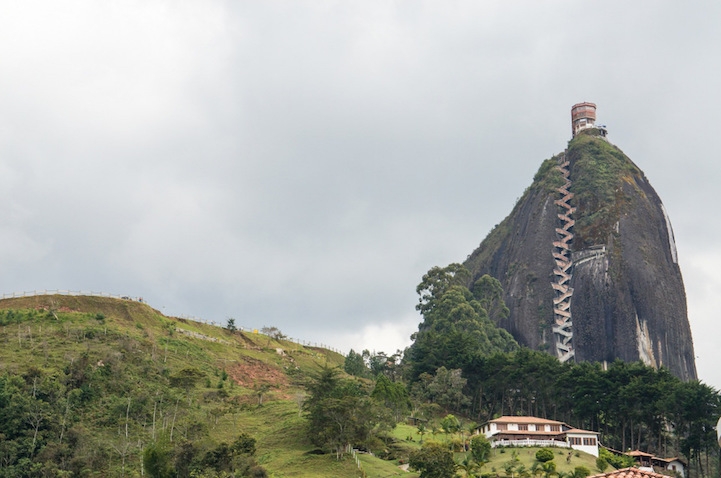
[143,433,266,478]
[344,349,718,477]
[303,366,411,458]
[344,348,403,381]
[330,264,721,477]
[0,360,265,477]
[406,360,719,476]
[0,309,265,477]
[405,265,518,380]
[407,433,527,478]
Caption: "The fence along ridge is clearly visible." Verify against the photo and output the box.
[0,290,345,356]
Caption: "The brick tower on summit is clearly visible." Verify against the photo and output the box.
[571,102,596,137]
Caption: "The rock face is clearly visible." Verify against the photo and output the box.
[463,130,697,380]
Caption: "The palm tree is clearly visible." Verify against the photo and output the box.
[517,464,531,478]
[457,456,480,477]
[541,461,558,478]
[417,422,427,444]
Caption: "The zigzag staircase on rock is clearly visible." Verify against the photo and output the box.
[552,152,575,362]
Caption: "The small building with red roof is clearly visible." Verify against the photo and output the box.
[602,448,686,478]
[623,450,686,478]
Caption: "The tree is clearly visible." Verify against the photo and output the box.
[440,414,461,438]
[174,441,198,478]
[598,448,633,470]
[344,349,368,378]
[225,318,237,333]
[409,441,458,478]
[457,456,480,478]
[406,265,518,382]
[199,433,264,476]
[416,263,471,316]
[416,422,428,444]
[427,367,470,412]
[368,351,390,378]
[540,461,557,478]
[303,366,376,457]
[169,368,205,394]
[143,441,173,478]
[255,384,271,406]
[260,326,285,341]
[371,374,411,423]
[503,450,522,478]
[470,434,491,464]
[471,274,510,324]
[231,433,256,456]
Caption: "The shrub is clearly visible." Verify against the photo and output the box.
[535,448,555,463]
[574,466,591,478]
[409,442,457,478]
[599,448,634,469]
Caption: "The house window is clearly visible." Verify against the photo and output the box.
[583,438,597,446]
[518,424,528,431]
[569,437,582,445]
[550,425,560,432]
[497,424,507,431]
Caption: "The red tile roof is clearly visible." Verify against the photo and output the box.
[653,457,682,464]
[627,450,655,457]
[589,467,671,478]
[488,416,565,425]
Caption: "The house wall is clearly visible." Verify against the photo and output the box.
[484,421,562,438]
[566,433,598,457]
[666,460,685,478]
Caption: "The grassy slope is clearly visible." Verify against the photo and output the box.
[0,295,408,477]
[484,446,598,476]
[1,295,600,477]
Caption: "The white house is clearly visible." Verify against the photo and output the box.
[653,457,686,478]
[478,416,600,457]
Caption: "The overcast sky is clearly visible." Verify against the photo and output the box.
[1,1,720,389]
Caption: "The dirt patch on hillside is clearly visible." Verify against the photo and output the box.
[227,357,289,389]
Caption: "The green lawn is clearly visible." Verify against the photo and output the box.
[484,446,599,476]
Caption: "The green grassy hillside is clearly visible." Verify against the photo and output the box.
[0,295,413,477]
